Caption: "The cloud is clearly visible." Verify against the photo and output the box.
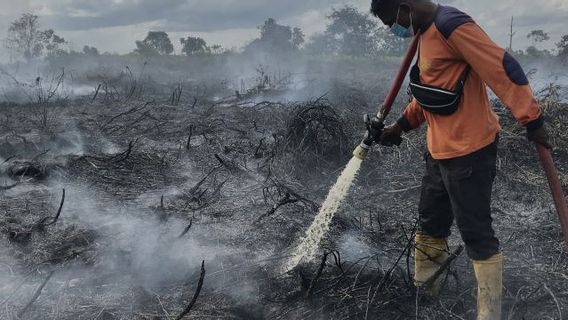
[59,25,259,54]
[0,0,565,54]
[6,0,354,32]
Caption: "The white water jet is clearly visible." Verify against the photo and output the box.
[285,156,363,271]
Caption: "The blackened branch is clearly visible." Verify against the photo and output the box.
[176,261,206,320]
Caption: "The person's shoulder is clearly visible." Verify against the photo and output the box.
[434,5,475,39]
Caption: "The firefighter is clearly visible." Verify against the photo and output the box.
[369,0,551,319]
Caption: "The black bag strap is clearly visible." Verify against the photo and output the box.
[414,36,472,90]
[456,65,472,94]
[414,38,421,73]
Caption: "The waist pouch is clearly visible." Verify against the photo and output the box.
[409,64,471,116]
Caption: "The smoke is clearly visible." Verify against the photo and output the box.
[63,185,223,282]
[337,233,373,262]
[523,59,568,101]
[0,121,275,318]
[0,179,269,317]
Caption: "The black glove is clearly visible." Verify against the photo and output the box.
[361,115,385,145]
[380,123,403,147]
[527,126,552,149]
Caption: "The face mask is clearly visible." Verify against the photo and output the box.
[390,6,414,38]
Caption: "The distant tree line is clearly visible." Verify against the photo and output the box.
[131,32,225,56]
[3,9,568,62]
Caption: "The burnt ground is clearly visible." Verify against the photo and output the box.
[0,81,567,320]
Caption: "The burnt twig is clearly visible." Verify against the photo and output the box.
[92,83,102,102]
[254,193,300,224]
[100,100,154,131]
[329,250,344,273]
[190,97,198,109]
[367,224,416,312]
[37,188,65,228]
[0,183,18,191]
[32,149,50,161]
[214,154,227,167]
[421,245,464,289]
[213,154,236,172]
[263,178,319,212]
[254,138,266,158]
[178,219,193,238]
[352,255,374,290]
[306,252,329,298]
[1,155,18,165]
[171,84,183,106]
[157,195,168,221]
[186,125,194,150]
[110,139,138,163]
[175,261,206,320]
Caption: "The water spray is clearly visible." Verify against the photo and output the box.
[286,26,568,271]
[285,34,422,271]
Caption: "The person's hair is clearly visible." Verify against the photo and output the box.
[370,0,395,17]
[371,0,422,17]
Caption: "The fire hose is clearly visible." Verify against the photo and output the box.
[353,33,568,248]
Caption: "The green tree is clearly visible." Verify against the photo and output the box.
[260,18,294,52]
[44,30,66,57]
[244,18,301,54]
[527,30,550,44]
[525,30,550,57]
[5,13,66,60]
[305,6,406,57]
[83,45,99,56]
[209,44,224,54]
[326,6,378,57]
[304,33,337,56]
[134,41,157,56]
[135,31,174,55]
[525,45,552,58]
[292,27,305,49]
[180,36,209,55]
[525,46,538,57]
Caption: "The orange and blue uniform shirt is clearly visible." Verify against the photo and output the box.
[397,5,543,160]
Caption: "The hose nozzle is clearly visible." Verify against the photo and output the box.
[353,142,371,160]
[352,114,384,160]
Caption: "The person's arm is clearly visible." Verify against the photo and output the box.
[381,99,425,146]
[397,99,426,132]
[446,22,542,129]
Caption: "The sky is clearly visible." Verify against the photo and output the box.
[0,0,566,55]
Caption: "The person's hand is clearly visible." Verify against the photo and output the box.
[380,123,403,146]
[527,126,552,149]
